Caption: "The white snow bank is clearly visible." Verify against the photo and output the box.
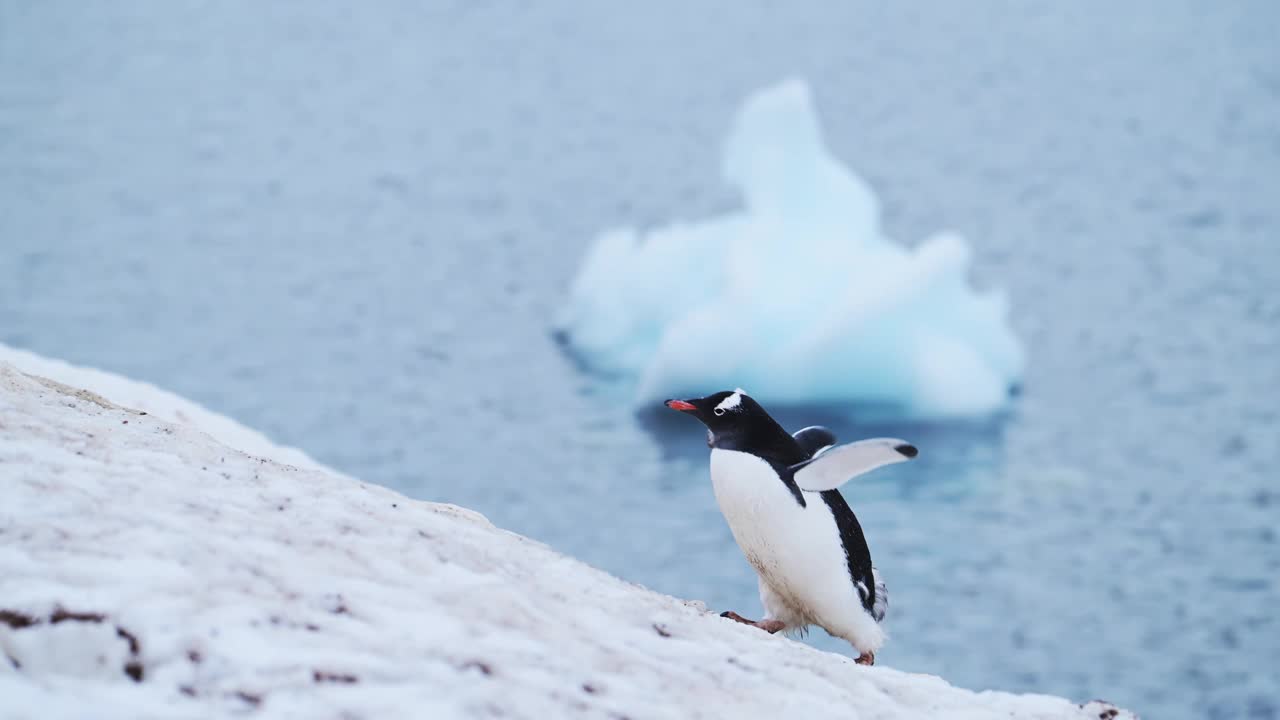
[556,80,1024,418]
[0,343,325,471]
[0,358,1128,719]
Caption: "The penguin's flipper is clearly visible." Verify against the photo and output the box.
[792,426,838,458]
[790,438,918,492]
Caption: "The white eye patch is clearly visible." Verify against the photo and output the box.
[715,389,745,414]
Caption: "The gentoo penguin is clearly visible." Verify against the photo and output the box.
[665,389,917,665]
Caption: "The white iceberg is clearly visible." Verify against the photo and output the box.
[0,346,1128,719]
[556,80,1024,418]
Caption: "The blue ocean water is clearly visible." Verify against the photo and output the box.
[2,2,1278,718]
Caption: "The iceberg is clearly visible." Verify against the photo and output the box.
[556,80,1024,418]
[0,348,1130,719]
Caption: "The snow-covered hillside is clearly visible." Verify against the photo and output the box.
[0,354,1129,719]
[0,344,323,471]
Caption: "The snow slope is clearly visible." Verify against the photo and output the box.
[0,356,1128,719]
[0,343,323,471]
[556,80,1024,418]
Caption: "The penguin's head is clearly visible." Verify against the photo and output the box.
[664,388,766,444]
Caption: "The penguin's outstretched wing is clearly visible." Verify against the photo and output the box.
[791,426,837,458]
[790,439,918,492]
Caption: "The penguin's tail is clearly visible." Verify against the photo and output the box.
[871,567,889,623]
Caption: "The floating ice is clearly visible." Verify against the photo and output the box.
[556,80,1024,418]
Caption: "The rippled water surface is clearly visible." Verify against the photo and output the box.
[3,3,1279,718]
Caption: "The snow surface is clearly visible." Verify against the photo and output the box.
[0,343,323,471]
[556,80,1024,418]
[0,353,1129,719]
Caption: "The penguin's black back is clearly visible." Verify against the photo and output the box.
[817,489,877,616]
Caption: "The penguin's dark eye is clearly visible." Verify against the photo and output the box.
[713,407,726,416]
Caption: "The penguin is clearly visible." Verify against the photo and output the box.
[665,389,917,665]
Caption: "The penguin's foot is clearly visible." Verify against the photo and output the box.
[720,611,786,634]
[754,619,787,634]
[855,651,875,666]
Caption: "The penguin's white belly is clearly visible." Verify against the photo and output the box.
[710,448,884,653]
